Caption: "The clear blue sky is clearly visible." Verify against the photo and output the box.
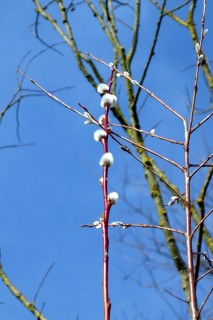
[0,1,213,319]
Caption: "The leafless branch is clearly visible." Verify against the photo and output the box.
[81,222,185,235]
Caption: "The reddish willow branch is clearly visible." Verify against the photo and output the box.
[100,67,117,320]
[101,104,111,320]
[16,69,185,199]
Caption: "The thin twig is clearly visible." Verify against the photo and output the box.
[191,111,213,133]
[110,134,185,202]
[162,0,191,17]
[0,143,35,151]
[196,288,213,319]
[150,0,188,27]
[131,0,167,110]
[163,288,188,303]
[81,222,185,235]
[32,12,63,56]
[17,70,85,118]
[193,252,213,268]
[110,122,184,145]
[196,268,213,283]
[190,154,213,178]
[33,262,55,303]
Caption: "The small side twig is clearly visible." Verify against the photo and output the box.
[191,111,213,133]
[190,154,213,178]
[110,122,184,145]
[33,262,55,303]
[163,288,188,304]
[17,70,85,119]
[196,268,213,283]
[196,288,213,319]
[81,221,185,236]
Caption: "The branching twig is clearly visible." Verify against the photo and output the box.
[150,0,188,27]
[87,53,185,121]
[110,130,184,171]
[110,135,185,202]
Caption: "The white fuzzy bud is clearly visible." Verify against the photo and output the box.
[150,128,155,135]
[99,152,114,167]
[116,73,121,77]
[123,71,129,77]
[93,220,102,229]
[109,62,114,68]
[111,221,123,226]
[101,94,117,108]
[94,129,107,142]
[99,115,105,125]
[99,177,104,185]
[204,29,208,36]
[84,112,94,124]
[198,54,204,64]
[98,115,110,125]
[131,79,138,85]
[97,83,109,94]
[93,220,100,226]
[195,43,200,53]
[108,192,119,204]
[167,196,179,206]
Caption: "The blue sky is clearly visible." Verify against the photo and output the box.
[0,1,213,319]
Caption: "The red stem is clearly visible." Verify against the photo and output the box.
[101,66,115,319]
[102,105,111,320]
[108,67,115,92]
